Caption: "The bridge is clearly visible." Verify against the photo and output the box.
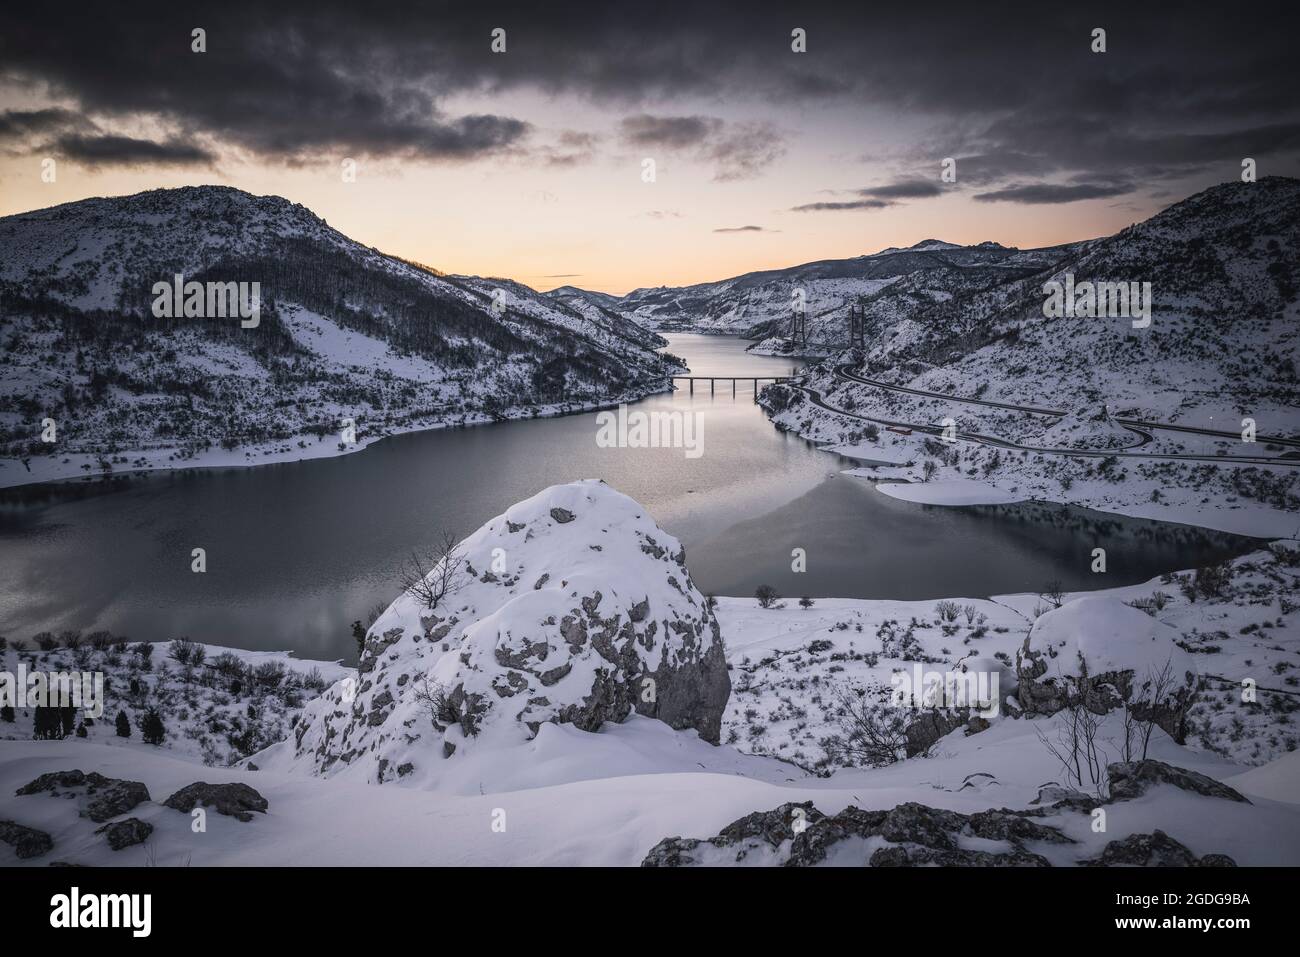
[670,375,798,399]
[790,296,868,349]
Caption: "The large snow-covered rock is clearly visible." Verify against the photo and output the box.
[1016,596,1197,741]
[291,480,731,783]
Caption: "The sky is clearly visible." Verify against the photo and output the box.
[1,2,1297,294]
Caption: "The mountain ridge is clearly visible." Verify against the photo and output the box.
[0,185,680,483]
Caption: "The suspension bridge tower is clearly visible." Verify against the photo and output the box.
[849,298,866,350]
[790,306,808,348]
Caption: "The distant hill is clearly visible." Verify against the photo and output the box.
[0,186,678,470]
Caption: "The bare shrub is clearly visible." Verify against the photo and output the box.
[399,531,467,612]
[934,600,961,623]
[413,676,462,731]
[820,682,909,768]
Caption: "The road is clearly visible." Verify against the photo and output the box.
[767,365,1300,468]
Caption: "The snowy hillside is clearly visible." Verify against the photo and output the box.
[761,178,1300,536]
[607,240,1072,347]
[0,187,676,487]
[0,635,346,767]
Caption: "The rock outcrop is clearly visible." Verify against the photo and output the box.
[643,788,1246,867]
[291,481,731,784]
[163,782,269,822]
[0,820,54,859]
[1081,830,1237,867]
[643,800,1074,867]
[1016,597,1197,741]
[96,818,154,851]
[1107,759,1250,804]
[15,770,150,823]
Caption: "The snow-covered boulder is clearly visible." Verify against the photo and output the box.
[291,480,731,783]
[1016,596,1197,741]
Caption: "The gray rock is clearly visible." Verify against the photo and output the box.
[549,507,576,523]
[96,818,153,851]
[641,836,705,867]
[16,770,150,823]
[1107,760,1250,804]
[1081,829,1235,867]
[718,801,824,847]
[163,782,268,822]
[644,799,1072,867]
[903,710,964,757]
[0,820,54,859]
[643,802,820,866]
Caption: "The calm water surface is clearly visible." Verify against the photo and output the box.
[0,334,1258,661]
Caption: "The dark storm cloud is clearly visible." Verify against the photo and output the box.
[974,182,1135,204]
[0,109,212,168]
[54,134,216,167]
[621,115,720,149]
[790,178,940,212]
[0,108,88,140]
[713,225,766,232]
[862,180,942,199]
[0,0,1295,184]
[791,199,893,212]
[621,115,783,180]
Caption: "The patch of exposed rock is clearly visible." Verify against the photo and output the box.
[642,800,1073,867]
[96,817,154,851]
[163,782,268,822]
[1081,830,1237,867]
[1107,759,1250,804]
[0,820,54,859]
[15,770,150,822]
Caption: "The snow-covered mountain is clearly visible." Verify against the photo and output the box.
[589,239,1074,348]
[0,187,678,480]
[761,177,1300,536]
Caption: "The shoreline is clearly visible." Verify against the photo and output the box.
[0,382,675,493]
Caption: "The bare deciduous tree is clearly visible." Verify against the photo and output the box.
[1034,659,1111,799]
[399,531,467,611]
[1120,659,1179,762]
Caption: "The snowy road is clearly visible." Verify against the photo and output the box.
[770,365,1300,467]
[833,364,1300,450]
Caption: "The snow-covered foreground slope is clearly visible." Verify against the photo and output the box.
[0,187,678,489]
[4,705,1298,866]
[717,542,1299,772]
[2,485,1296,866]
